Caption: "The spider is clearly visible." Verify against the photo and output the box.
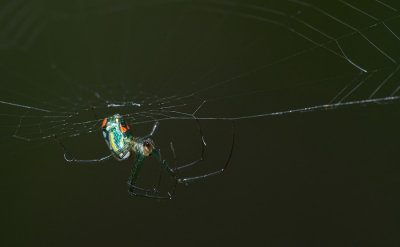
[55,114,235,199]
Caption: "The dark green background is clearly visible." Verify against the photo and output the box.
[1,0,400,246]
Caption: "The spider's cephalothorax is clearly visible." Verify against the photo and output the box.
[102,114,134,160]
[133,139,154,157]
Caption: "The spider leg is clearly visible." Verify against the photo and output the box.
[143,121,159,139]
[151,121,235,184]
[171,118,206,171]
[154,164,164,194]
[54,135,114,163]
[137,119,234,196]
[176,121,235,183]
[128,189,172,200]
[151,148,178,179]
[149,149,179,197]
[128,153,172,200]
[63,153,114,163]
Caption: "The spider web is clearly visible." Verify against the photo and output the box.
[1,0,400,154]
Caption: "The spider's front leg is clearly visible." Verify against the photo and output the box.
[178,121,235,183]
[153,121,235,184]
[143,121,159,139]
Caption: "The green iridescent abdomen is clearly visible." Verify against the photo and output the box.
[102,114,133,160]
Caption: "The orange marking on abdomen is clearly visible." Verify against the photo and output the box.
[102,118,107,128]
[120,125,127,132]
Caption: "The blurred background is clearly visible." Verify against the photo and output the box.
[1,0,400,246]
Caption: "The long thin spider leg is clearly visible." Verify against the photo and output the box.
[172,118,206,171]
[129,154,145,186]
[128,189,172,200]
[128,157,157,193]
[170,142,178,168]
[152,149,178,179]
[128,183,155,193]
[152,121,235,183]
[155,166,163,193]
[63,153,114,163]
[152,149,179,196]
[54,135,114,163]
[143,121,159,139]
[168,142,179,197]
[147,119,234,195]
[154,145,168,193]
[173,158,203,171]
[178,121,235,183]
[128,153,172,199]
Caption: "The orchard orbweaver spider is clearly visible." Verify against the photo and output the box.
[56,114,235,199]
